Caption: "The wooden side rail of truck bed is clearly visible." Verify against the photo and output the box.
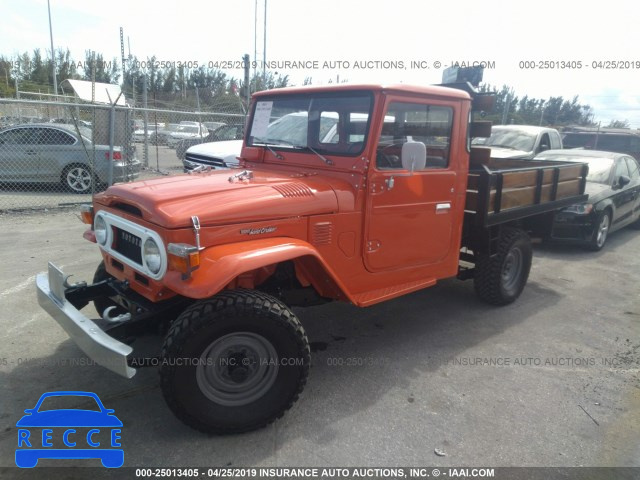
[465,154,589,228]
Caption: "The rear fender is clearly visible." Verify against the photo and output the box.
[162,237,354,302]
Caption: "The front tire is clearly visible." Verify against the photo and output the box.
[474,227,533,305]
[588,210,611,251]
[160,290,310,434]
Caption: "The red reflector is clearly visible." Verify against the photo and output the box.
[105,151,123,160]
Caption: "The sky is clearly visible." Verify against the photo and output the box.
[1,0,639,127]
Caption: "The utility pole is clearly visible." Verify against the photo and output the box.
[539,101,545,126]
[501,89,513,125]
[263,0,267,83]
[254,0,257,93]
[47,0,58,96]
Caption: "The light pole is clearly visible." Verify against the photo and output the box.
[47,0,58,96]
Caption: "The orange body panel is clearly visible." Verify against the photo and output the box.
[92,84,473,307]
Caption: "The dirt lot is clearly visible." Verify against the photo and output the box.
[0,209,638,474]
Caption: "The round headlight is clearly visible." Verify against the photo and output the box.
[143,237,162,274]
[94,215,107,245]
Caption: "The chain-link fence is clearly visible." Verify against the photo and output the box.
[0,98,245,211]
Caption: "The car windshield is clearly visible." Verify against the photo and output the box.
[473,128,536,152]
[176,125,199,133]
[37,395,101,412]
[247,92,373,156]
[584,158,614,184]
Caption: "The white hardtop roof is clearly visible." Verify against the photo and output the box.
[62,79,127,106]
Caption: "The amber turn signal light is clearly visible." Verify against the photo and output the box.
[80,204,94,225]
[168,243,200,279]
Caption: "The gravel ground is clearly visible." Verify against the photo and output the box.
[0,209,638,477]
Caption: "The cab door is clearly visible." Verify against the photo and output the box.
[364,98,459,273]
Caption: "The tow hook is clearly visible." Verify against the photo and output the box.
[102,306,132,323]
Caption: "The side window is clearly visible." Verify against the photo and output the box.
[614,158,629,185]
[40,128,75,145]
[624,157,639,179]
[319,112,339,144]
[1,128,39,144]
[376,102,453,170]
[539,133,551,151]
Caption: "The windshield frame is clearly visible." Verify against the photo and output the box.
[246,90,374,158]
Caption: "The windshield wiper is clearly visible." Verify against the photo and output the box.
[297,145,333,166]
[254,142,285,160]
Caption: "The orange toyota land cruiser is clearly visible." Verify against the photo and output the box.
[37,75,588,434]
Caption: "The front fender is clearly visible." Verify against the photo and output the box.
[162,237,353,302]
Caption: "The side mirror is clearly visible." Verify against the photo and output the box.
[401,141,426,172]
[618,175,631,188]
[539,143,550,152]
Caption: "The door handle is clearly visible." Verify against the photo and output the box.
[436,203,451,213]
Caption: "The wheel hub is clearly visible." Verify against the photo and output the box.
[196,332,279,407]
[501,247,523,293]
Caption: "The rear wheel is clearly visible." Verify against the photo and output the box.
[474,227,533,305]
[160,290,310,434]
[62,164,94,194]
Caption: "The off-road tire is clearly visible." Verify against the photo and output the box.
[474,227,533,305]
[160,290,310,434]
[92,261,126,318]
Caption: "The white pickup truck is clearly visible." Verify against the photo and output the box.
[473,125,563,159]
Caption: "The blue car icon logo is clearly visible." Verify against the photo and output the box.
[15,391,123,468]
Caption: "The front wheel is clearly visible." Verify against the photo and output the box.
[160,290,310,434]
[474,227,533,305]
[588,210,611,251]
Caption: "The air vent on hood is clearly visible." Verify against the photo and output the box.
[272,183,314,198]
[113,202,142,217]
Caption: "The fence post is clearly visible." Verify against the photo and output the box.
[143,75,149,168]
[108,103,116,187]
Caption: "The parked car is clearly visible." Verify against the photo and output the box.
[153,123,180,145]
[562,129,640,161]
[473,125,562,159]
[132,125,161,143]
[167,123,208,148]
[203,121,225,132]
[182,139,243,171]
[176,124,244,159]
[535,149,640,250]
[0,123,141,194]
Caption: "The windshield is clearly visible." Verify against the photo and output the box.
[247,92,373,156]
[472,128,536,152]
[176,125,199,133]
[585,158,614,184]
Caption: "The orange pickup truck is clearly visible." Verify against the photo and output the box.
[37,80,587,434]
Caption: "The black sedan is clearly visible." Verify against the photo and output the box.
[535,150,640,250]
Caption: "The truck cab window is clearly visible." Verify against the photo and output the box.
[376,102,453,170]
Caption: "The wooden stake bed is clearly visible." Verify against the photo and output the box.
[465,154,589,228]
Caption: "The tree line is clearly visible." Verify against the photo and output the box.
[0,48,630,127]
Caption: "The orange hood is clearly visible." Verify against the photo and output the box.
[95,169,340,229]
